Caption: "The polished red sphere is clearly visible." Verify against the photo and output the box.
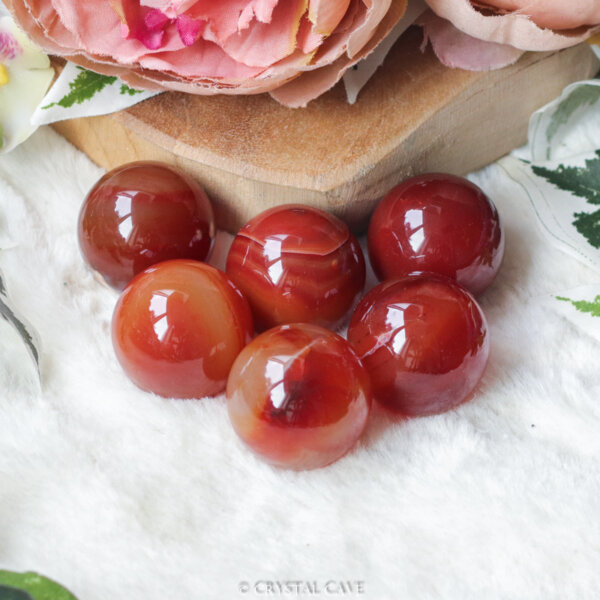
[347,275,489,417]
[226,205,365,332]
[227,323,371,470]
[79,161,215,290]
[112,260,253,399]
[368,173,504,295]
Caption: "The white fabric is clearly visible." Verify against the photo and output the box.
[1,113,600,599]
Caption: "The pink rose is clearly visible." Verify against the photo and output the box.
[421,0,600,71]
[4,0,408,107]
[471,0,600,32]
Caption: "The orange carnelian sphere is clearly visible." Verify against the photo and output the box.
[348,275,489,417]
[112,259,253,399]
[227,323,372,470]
[226,205,365,332]
[368,173,504,295]
[78,161,215,290]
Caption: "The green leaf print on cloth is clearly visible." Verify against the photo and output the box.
[557,295,600,318]
[120,84,145,96]
[43,68,117,109]
[551,286,600,342]
[542,85,600,160]
[0,586,34,600]
[31,61,157,127]
[499,80,600,274]
[532,151,600,249]
[0,572,78,600]
[529,79,600,163]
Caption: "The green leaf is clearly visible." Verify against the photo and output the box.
[0,586,34,600]
[545,85,600,158]
[573,208,600,249]
[532,150,600,205]
[557,295,600,318]
[532,150,600,249]
[0,572,78,600]
[43,67,117,109]
[120,84,144,96]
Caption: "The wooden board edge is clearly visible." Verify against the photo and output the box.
[116,44,598,194]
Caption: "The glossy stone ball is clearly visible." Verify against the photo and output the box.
[226,205,365,332]
[227,323,371,470]
[347,275,489,417]
[79,161,215,290]
[112,260,253,399]
[368,173,504,295]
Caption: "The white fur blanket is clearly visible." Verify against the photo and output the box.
[1,125,599,600]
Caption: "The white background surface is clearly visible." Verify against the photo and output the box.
[1,126,600,599]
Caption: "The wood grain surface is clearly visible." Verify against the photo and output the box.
[53,29,600,232]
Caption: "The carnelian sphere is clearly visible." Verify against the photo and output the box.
[112,260,253,399]
[225,205,365,332]
[347,275,489,417]
[79,161,215,290]
[227,323,371,470]
[368,173,504,295]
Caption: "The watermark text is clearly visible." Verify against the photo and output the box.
[238,580,365,596]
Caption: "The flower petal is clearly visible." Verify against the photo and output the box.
[424,0,600,51]
[0,16,54,153]
[6,0,409,103]
[419,10,523,70]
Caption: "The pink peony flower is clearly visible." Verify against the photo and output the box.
[421,0,600,71]
[470,0,600,33]
[4,0,408,107]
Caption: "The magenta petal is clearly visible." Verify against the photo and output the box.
[136,29,166,50]
[144,9,170,32]
[121,7,171,49]
[176,15,205,47]
[0,31,23,60]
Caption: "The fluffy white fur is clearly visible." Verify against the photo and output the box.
[1,127,600,600]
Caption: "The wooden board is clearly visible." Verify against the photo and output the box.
[53,29,599,233]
